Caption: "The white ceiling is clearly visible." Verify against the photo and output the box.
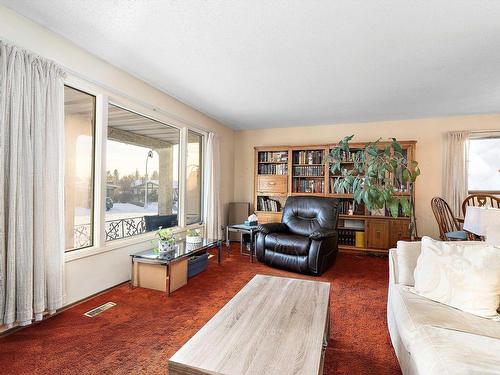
[3,1,500,130]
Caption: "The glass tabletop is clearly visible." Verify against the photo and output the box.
[131,238,219,263]
[229,224,259,230]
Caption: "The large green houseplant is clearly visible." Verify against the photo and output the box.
[329,135,420,239]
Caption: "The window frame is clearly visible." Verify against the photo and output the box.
[467,132,500,195]
[63,74,208,259]
[63,84,97,252]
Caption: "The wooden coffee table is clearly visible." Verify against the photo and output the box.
[169,274,330,375]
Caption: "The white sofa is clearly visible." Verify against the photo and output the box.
[387,241,500,375]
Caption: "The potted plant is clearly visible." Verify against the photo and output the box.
[329,135,421,239]
[186,228,202,244]
[156,226,176,254]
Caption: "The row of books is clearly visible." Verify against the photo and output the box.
[256,197,281,212]
[338,230,356,246]
[258,164,288,175]
[292,166,324,176]
[338,200,365,215]
[292,150,323,165]
[292,179,324,193]
[258,151,288,163]
[337,149,361,162]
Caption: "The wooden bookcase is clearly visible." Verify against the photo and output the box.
[254,141,416,255]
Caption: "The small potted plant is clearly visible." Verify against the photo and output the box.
[186,228,202,244]
[156,226,176,254]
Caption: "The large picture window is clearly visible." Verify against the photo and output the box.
[64,86,96,251]
[468,135,500,193]
[105,104,180,241]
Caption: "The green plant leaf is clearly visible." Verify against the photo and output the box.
[387,198,400,218]
[400,196,411,217]
[391,138,403,153]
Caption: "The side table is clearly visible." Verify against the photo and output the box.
[226,224,259,262]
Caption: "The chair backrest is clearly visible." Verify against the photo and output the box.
[281,196,339,237]
[462,194,500,217]
[431,197,460,240]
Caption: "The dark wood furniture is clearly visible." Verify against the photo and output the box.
[254,141,417,255]
[431,197,467,241]
[462,193,500,217]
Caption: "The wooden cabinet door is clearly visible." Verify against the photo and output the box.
[256,211,282,224]
[366,219,390,250]
[257,175,288,194]
[389,220,410,249]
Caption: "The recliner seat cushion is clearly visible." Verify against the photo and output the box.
[264,233,311,256]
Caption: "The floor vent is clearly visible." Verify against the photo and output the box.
[84,302,116,317]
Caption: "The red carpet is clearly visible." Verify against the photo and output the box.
[0,246,401,375]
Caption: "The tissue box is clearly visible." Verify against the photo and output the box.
[244,220,258,226]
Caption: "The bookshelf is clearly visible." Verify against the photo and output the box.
[254,141,417,255]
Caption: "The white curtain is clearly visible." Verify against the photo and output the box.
[203,132,221,240]
[444,130,470,218]
[0,41,66,327]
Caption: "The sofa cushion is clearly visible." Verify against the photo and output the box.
[413,236,500,319]
[389,284,500,356]
[264,233,311,256]
[410,326,500,375]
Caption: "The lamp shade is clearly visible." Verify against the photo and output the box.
[463,206,500,236]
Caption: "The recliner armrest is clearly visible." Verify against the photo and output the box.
[309,228,337,240]
[257,222,288,235]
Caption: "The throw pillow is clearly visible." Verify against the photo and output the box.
[412,236,500,320]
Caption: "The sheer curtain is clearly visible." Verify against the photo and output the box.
[0,41,66,327]
[203,132,221,240]
[444,130,470,217]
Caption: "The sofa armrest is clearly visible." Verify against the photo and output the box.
[257,222,288,235]
[309,228,337,240]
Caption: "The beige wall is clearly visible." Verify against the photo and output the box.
[234,114,500,238]
[0,5,235,305]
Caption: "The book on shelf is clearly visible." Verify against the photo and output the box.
[337,200,365,215]
[292,165,324,176]
[258,151,288,163]
[292,179,324,193]
[338,229,356,246]
[257,196,281,212]
[292,150,323,165]
[258,163,288,175]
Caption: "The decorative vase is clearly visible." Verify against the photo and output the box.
[186,235,202,244]
[159,239,174,254]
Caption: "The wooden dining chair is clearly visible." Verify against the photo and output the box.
[462,193,500,217]
[431,197,468,241]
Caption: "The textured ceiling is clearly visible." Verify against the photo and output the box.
[2,1,500,129]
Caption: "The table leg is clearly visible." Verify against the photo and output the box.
[218,241,222,264]
[226,226,229,249]
[130,259,134,289]
[166,263,171,297]
[250,230,254,263]
[240,232,244,255]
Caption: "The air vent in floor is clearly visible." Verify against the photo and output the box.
[84,302,116,317]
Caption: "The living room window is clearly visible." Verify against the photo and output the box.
[468,134,500,194]
[186,131,204,225]
[105,104,180,241]
[64,86,96,251]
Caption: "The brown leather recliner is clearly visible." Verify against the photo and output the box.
[255,196,339,275]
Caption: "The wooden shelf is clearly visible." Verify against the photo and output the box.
[292,175,324,178]
[254,141,416,255]
[292,163,324,166]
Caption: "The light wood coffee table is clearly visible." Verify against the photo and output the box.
[169,274,330,375]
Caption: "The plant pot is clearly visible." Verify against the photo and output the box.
[159,240,174,253]
[186,235,202,244]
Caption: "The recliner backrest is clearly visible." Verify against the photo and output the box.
[281,196,339,237]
